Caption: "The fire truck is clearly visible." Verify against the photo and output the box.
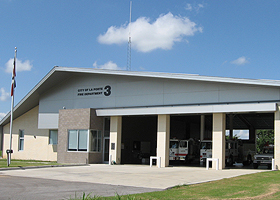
[225,139,239,166]
[169,138,199,163]
[238,142,255,165]
[200,139,254,166]
[200,140,239,166]
[200,140,212,165]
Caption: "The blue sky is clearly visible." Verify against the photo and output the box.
[0,0,280,120]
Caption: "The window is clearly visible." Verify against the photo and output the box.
[68,129,102,152]
[49,130,58,145]
[68,130,88,151]
[19,129,24,151]
[180,141,188,148]
[91,130,101,152]
[79,130,88,151]
[201,142,212,149]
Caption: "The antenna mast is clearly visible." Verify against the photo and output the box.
[127,1,132,71]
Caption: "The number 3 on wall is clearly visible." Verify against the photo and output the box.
[104,85,111,96]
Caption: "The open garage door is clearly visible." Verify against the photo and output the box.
[118,112,274,168]
[169,115,212,166]
[121,116,157,164]
[169,113,274,169]
[225,113,274,169]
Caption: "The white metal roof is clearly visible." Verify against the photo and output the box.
[56,66,280,87]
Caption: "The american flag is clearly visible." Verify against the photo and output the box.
[11,48,17,96]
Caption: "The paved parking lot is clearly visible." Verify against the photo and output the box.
[0,174,159,200]
[0,164,268,200]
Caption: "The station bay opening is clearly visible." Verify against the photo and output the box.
[119,112,274,168]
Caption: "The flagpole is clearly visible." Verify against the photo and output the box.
[7,47,17,166]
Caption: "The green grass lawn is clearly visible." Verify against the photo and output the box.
[71,170,280,200]
[0,159,60,168]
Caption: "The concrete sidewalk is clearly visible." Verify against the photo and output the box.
[0,164,267,189]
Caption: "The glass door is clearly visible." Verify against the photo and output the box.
[103,137,110,163]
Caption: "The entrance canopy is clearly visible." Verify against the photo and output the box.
[96,102,276,117]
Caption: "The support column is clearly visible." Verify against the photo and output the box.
[229,114,233,139]
[200,115,205,141]
[249,126,255,143]
[274,105,280,170]
[212,113,226,170]
[157,114,170,167]
[110,116,122,164]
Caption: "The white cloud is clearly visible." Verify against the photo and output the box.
[185,4,193,11]
[198,4,204,10]
[0,112,7,120]
[185,3,204,12]
[98,12,202,52]
[92,61,98,68]
[5,58,33,73]
[221,60,228,66]
[231,56,249,65]
[0,88,9,101]
[93,61,124,70]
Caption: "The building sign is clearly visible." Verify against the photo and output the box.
[77,85,111,97]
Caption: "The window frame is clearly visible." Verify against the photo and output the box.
[90,130,102,152]
[67,129,103,152]
[49,130,58,145]
[18,129,24,151]
[67,129,89,152]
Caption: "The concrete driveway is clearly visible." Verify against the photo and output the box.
[0,164,267,200]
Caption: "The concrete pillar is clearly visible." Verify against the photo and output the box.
[157,114,170,167]
[212,113,226,170]
[274,105,280,170]
[200,115,205,141]
[249,126,255,142]
[229,114,233,139]
[110,116,122,164]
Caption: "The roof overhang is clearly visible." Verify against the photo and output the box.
[96,102,277,116]
[55,67,280,87]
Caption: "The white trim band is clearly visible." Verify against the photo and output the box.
[96,103,276,116]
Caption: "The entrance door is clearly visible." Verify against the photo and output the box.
[103,137,110,163]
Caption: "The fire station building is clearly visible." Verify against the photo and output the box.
[1,66,280,170]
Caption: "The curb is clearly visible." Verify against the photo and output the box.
[0,164,89,171]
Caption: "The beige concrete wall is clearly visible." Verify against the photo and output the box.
[274,105,280,169]
[157,114,170,167]
[212,113,226,169]
[3,106,57,161]
[57,108,103,164]
[110,116,122,164]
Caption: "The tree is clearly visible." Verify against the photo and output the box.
[256,130,274,153]
[225,134,240,140]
